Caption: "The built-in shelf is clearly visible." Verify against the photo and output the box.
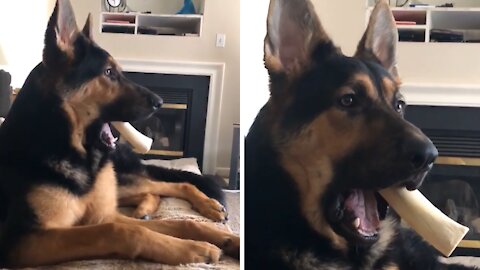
[367,6,480,43]
[100,12,203,37]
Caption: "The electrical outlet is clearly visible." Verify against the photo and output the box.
[216,34,226,48]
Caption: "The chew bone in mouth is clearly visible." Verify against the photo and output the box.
[379,187,469,257]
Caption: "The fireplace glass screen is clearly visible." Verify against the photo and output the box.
[131,105,187,157]
[420,163,480,255]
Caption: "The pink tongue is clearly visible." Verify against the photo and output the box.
[344,190,380,233]
[101,123,117,148]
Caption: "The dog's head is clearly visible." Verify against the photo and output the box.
[264,0,438,248]
[41,0,161,153]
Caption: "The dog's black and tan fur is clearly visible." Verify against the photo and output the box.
[246,0,477,269]
[0,0,239,267]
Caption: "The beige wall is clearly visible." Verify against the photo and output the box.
[70,0,240,174]
[0,0,52,87]
[314,0,480,84]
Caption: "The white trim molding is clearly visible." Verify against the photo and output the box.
[117,59,225,174]
[401,82,480,107]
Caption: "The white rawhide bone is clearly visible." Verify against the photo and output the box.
[111,122,153,154]
[380,187,469,257]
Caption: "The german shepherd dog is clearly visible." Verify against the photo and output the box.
[0,0,239,267]
[246,0,477,269]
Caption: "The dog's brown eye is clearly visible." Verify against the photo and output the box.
[339,94,356,108]
[104,67,113,78]
[395,100,406,113]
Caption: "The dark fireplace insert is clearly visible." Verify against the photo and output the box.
[405,105,480,256]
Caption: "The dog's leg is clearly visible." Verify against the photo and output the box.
[119,193,162,220]
[7,223,221,268]
[115,214,240,259]
[118,178,227,222]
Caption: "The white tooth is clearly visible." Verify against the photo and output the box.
[353,218,360,228]
[113,137,119,142]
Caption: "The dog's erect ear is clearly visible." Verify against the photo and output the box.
[264,0,330,76]
[356,0,398,73]
[82,13,93,39]
[43,0,79,68]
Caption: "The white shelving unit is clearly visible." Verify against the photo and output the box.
[367,6,480,43]
[100,12,203,37]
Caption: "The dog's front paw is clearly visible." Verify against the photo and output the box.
[222,234,240,259]
[193,198,228,222]
[180,240,223,264]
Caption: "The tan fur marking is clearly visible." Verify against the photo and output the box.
[118,193,162,219]
[117,176,226,222]
[62,77,120,154]
[27,186,85,228]
[114,214,239,259]
[382,76,399,102]
[383,264,400,270]
[354,73,377,99]
[363,217,397,270]
[27,162,118,229]
[278,109,370,252]
[79,162,117,225]
[8,223,222,267]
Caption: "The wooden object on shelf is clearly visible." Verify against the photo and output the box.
[380,187,469,257]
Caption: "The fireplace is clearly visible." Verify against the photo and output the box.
[405,105,480,256]
[121,72,210,168]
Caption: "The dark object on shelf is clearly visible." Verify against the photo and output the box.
[138,26,183,36]
[430,29,464,42]
[0,70,12,117]
[437,3,454,7]
[102,25,134,34]
[398,29,425,42]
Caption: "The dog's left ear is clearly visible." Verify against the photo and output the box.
[355,0,398,74]
[43,0,79,69]
[82,13,93,39]
[264,0,331,77]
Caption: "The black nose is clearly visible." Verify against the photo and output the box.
[150,95,163,110]
[403,137,438,171]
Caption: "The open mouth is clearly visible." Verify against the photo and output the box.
[336,190,388,243]
[100,123,118,150]
[329,171,430,244]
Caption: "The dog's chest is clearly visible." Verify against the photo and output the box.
[27,161,118,228]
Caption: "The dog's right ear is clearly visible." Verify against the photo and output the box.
[43,0,79,69]
[264,0,331,77]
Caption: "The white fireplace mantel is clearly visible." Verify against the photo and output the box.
[401,83,480,108]
[117,59,225,175]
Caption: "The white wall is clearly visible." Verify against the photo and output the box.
[0,1,52,87]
